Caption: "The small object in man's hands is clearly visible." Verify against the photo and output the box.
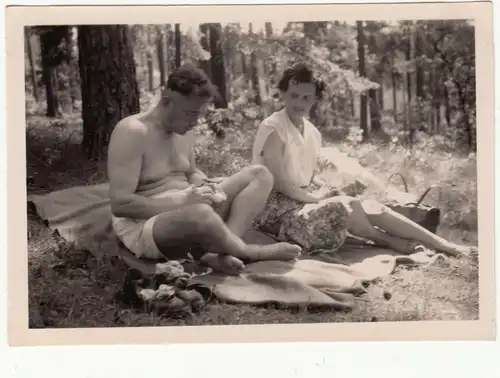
[204,183,227,204]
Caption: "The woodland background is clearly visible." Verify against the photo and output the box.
[25,21,479,328]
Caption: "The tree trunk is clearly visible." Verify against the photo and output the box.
[265,22,273,38]
[42,65,59,117]
[248,23,261,106]
[415,32,424,99]
[174,24,181,68]
[208,23,227,108]
[199,24,212,78]
[146,28,154,91]
[368,88,381,132]
[405,44,412,103]
[356,21,368,139]
[240,52,247,76]
[378,85,384,110]
[392,71,397,122]
[25,30,39,102]
[39,26,71,117]
[78,25,140,161]
[443,84,451,126]
[156,27,166,85]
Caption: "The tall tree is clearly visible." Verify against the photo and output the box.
[356,21,368,139]
[198,24,212,77]
[24,28,39,102]
[208,23,228,108]
[39,26,71,117]
[78,25,140,161]
[248,23,261,106]
[174,24,181,68]
[156,26,166,85]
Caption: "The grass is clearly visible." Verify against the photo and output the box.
[25,107,479,329]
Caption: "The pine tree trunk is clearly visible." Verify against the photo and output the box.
[156,27,166,85]
[40,26,70,117]
[78,25,140,161]
[378,85,384,110]
[443,84,451,126]
[146,28,154,91]
[174,24,181,68]
[368,88,381,132]
[42,66,59,117]
[356,21,368,139]
[208,23,227,108]
[25,31,39,102]
[199,24,212,78]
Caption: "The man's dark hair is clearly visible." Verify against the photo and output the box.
[165,63,220,101]
[277,62,326,99]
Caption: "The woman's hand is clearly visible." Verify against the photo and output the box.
[312,186,343,202]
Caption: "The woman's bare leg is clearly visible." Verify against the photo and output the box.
[357,199,475,256]
[341,196,420,254]
[151,204,301,275]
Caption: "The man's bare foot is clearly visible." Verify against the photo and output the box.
[200,253,245,276]
[244,242,302,262]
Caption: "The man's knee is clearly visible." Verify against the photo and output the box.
[185,204,222,232]
[247,164,274,185]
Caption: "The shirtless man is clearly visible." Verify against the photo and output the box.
[107,64,301,276]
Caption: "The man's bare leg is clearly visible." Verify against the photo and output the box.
[216,164,274,237]
[151,204,301,275]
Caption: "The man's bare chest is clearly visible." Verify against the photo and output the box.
[142,133,193,176]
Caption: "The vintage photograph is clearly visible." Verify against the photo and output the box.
[24,17,482,328]
[6,3,494,345]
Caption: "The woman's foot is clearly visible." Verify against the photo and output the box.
[447,244,478,258]
[244,242,302,261]
[200,253,245,276]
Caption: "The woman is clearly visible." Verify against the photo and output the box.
[251,62,476,257]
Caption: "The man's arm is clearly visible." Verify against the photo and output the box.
[261,132,321,204]
[185,131,210,186]
[107,120,191,219]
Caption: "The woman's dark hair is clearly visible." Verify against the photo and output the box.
[277,62,326,99]
[165,63,221,101]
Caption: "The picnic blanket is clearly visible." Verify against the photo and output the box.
[27,179,443,313]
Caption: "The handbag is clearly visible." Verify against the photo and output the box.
[384,173,441,234]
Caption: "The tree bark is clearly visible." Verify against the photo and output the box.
[174,24,181,68]
[199,24,212,78]
[356,21,368,139]
[25,30,39,102]
[208,23,227,108]
[78,25,140,161]
[156,27,166,85]
[443,84,451,126]
[392,70,397,122]
[39,26,70,117]
[368,88,381,132]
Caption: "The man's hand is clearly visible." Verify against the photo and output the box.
[204,176,226,184]
[184,185,216,206]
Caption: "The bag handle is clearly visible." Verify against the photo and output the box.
[387,172,439,207]
[387,172,409,193]
[405,185,440,208]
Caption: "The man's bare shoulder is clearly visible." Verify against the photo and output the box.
[112,114,148,139]
[108,114,149,157]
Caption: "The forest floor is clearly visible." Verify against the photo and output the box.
[26,110,479,328]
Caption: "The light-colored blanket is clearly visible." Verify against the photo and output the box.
[27,175,442,311]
